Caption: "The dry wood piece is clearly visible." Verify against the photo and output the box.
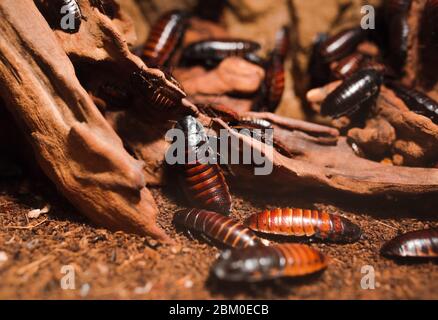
[0,0,170,241]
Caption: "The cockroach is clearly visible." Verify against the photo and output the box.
[319,27,365,63]
[174,208,262,248]
[381,229,438,259]
[57,0,82,34]
[246,207,361,243]
[130,69,186,110]
[320,68,383,118]
[174,116,232,215]
[142,10,188,67]
[212,243,328,282]
[181,39,261,68]
[386,82,438,123]
[332,52,368,80]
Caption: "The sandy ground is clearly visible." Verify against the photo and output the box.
[0,172,437,300]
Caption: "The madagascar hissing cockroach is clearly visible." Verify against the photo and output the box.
[57,0,82,34]
[246,207,361,243]
[387,13,410,74]
[130,69,186,110]
[319,27,365,63]
[181,39,261,68]
[381,229,438,259]
[386,82,438,123]
[212,243,328,282]
[142,10,188,67]
[331,52,368,80]
[173,116,232,215]
[320,68,383,118]
[174,208,262,248]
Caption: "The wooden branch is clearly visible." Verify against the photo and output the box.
[0,0,169,241]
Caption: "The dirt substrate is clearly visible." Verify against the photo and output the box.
[0,174,437,300]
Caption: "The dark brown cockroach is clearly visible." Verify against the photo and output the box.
[381,229,438,259]
[141,10,188,67]
[212,243,328,282]
[387,13,410,74]
[130,69,186,110]
[246,207,361,243]
[181,39,261,68]
[386,82,438,123]
[173,116,232,215]
[319,27,365,63]
[331,52,368,80]
[273,26,290,62]
[57,0,82,34]
[174,208,262,248]
[320,68,383,118]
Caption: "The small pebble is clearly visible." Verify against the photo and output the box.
[0,251,8,265]
[80,283,91,297]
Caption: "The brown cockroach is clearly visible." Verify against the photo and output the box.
[246,207,361,243]
[174,208,262,248]
[381,229,438,259]
[173,116,232,215]
[319,27,365,63]
[142,10,188,67]
[321,68,383,118]
[130,69,186,110]
[181,39,261,68]
[386,82,438,123]
[212,243,328,282]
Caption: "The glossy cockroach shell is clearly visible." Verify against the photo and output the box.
[181,39,261,67]
[130,69,186,110]
[381,229,438,259]
[174,209,262,248]
[261,53,285,113]
[174,116,232,215]
[212,244,328,282]
[319,27,365,63]
[332,52,368,80]
[57,0,82,34]
[246,208,361,243]
[321,68,383,118]
[142,10,188,67]
[386,82,438,123]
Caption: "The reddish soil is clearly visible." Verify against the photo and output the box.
[0,173,437,299]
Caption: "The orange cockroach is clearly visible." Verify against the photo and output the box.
[246,207,361,242]
[142,10,188,67]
